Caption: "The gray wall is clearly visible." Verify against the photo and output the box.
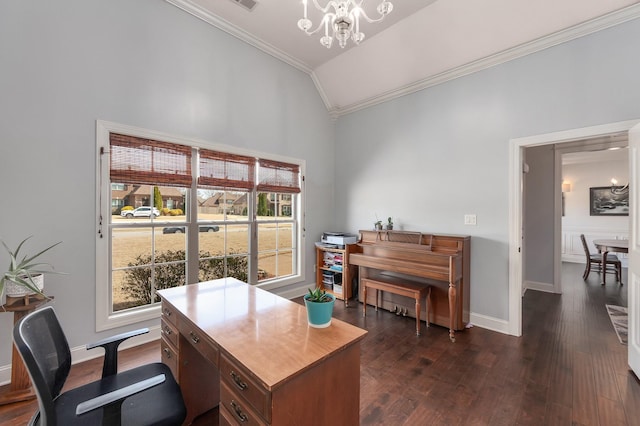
[0,0,334,366]
[523,145,555,286]
[334,17,640,321]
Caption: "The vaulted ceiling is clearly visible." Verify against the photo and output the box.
[166,0,640,117]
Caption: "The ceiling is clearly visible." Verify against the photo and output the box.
[166,0,640,116]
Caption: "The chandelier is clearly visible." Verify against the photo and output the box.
[610,178,629,195]
[298,0,394,49]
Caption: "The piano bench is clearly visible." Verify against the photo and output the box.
[361,277,431,336]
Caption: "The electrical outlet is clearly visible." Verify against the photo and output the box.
[464,214,477,225]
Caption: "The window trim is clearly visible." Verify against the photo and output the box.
[96,120,306,331]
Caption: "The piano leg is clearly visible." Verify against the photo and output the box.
[448,283,456,342]
[362,284,367,317]
[426,286,431,328]
[415,297,421,336]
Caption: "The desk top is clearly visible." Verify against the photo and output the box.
[158,278,367,390]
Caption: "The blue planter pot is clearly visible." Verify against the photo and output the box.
[304,294,336,328]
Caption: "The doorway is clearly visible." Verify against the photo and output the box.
[508,119,639,337]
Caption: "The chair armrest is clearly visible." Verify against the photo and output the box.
[86,328,149,377]
[75,374,165,416]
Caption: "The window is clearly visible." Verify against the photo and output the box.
[96,121,305,331]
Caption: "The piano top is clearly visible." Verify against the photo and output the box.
[358,230,468,255]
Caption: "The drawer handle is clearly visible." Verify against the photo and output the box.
[162,347,172,359]
[163,326,172,336]
[230,371,248,391]
[189,331,200,344]
[230,400,248,423]
[163,308,172,317]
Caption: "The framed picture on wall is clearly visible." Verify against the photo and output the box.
[589,186,629,216]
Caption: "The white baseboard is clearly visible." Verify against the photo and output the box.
[525,280,557,293]
[0,326,160,386]
[274,285,307,300]
[469,312,510,335]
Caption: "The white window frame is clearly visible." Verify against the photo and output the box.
[96,120,305,331]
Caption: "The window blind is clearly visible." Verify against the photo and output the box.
[109,133,192,187]
[257,159,301,194]
[197,150,256,190]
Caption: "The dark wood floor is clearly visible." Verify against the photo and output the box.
[2,262,639,425]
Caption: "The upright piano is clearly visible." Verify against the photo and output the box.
[349,230,470,341]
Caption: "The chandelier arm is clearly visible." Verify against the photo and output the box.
[311,0,339,14]
[302,14,336,36]
[357,9,388,24]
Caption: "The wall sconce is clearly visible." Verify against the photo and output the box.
[561,181,571,216]
[611,178,629,195]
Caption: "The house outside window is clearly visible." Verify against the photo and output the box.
[96,121,305,331]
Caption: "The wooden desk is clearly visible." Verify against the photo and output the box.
[593,239,628,285]
[158,278,367,425]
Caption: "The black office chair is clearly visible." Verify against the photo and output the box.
[13,306,186,426]
[580,234,622,281]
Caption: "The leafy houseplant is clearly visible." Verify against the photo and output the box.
[374,220,383,230]
[303,287,336,328]
[1,237,63,300]
[386,217,393,230]
[305,287,333,303]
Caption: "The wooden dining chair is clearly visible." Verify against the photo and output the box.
[580,234,622,281]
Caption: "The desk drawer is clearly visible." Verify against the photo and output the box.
[161,301,178,328]
[160,337,178,380]
[220,382,268,426]
[160,317,178,348]
[177,316,219,365]
[220,353,270,422]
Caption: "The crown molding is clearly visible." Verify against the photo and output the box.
[165,0,313,74]
[329,3,640,117]
[164,1,640,119]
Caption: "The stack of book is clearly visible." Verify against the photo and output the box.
[323,252,343,272]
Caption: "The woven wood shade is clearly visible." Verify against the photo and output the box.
[110,133,192,187]
[197,150,256,190]
[257,159,300,194]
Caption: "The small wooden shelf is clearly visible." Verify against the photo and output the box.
[0,295,51,406]
[315,244,358,306]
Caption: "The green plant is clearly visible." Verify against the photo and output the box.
[117,249,269,311]
[0,236,63,298]
[387,217,393,225]
[154,186,163,212]
[305,287,333,303]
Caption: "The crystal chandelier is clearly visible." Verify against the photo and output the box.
[297,0,394,49]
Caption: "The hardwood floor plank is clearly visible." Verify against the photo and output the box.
[596,395,627,425]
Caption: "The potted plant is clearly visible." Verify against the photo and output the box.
[374,220,383,230]
[1,236,63,301]
[303,287,336,328]
[386,217,393,230]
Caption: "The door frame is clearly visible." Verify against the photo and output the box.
[508,119,640,336]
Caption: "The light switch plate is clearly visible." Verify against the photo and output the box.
[464,214,477,225]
